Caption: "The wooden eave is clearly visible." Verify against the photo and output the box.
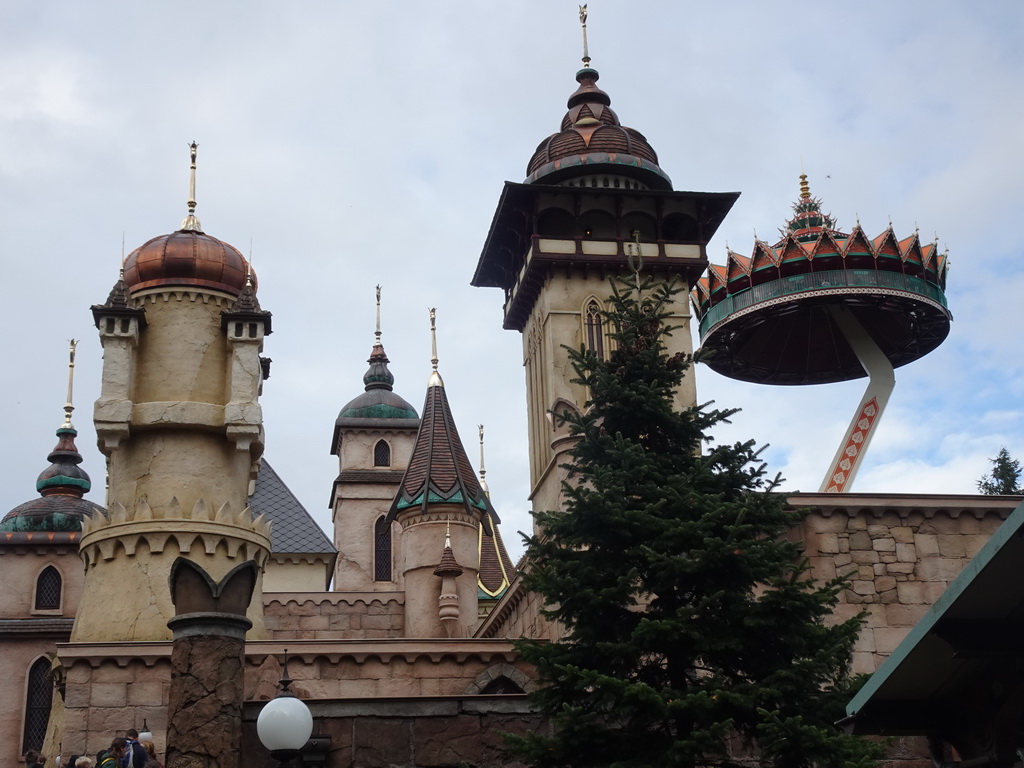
[473,181,739,331]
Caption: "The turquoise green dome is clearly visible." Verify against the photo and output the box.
[1,426,103,533]
[337,343,418,421]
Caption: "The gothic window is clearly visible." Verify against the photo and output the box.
[373,439,391,467]
[34,566,61,611]
[374,516,392,582]
[22,658,51,754]
[585,299,606,359]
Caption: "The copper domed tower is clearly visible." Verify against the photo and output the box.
[73,143,272,645]
[473,10,738,517]
[691,174,952,492]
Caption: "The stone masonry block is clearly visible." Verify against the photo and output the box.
[879,588,899,604]
[64,683,91,708]
[885,603,929,626]
[896,542,918,562]
[896,581,925,604]
[937,535,967,557]
[852,580,876,595]
[298,615,330,630]
[914,533,940,556]
[888,562,915,574]
[849,531,872,550]
[817,533,840,554]
[875,576,897,592]
[873,537,896,552]
[851,549,880,564]
[127,682,164,706]
[917,558,967,582]
[891,526,915,544]
[90,683,128,707]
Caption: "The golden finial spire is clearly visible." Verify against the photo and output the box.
[799,172,811,200]
[579,5,590,67]
[375,285,382,346]
[180,141,202,232]
[445,517,452,550]
[478,424,490,497]
[428,307,443,386]
[62,340,78,430]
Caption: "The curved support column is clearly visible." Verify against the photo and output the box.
[820,304,896,493]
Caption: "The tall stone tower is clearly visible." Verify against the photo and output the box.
[472,45,737,518]
[330,288,420,591]
[385,311,494,638]
[71,145,272,642]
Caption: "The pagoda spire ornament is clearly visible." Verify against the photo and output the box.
[180,141,202,232]
[62,339,78,430]
[579,5,590,67]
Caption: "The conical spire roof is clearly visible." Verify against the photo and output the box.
[387,375,495,527]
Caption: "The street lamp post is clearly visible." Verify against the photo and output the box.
[256,650,313,768]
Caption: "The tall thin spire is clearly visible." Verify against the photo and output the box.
[62,340,78,430]
[579,5,590,67]
[478,424,489,497]
[375,285,383,346]
[428,307,443,387]
[180,141,203,232]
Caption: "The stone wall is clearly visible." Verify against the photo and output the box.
[241,697,542,768]
[245,640,531,701]
[263,593,404,639]
[793,493,1017,675]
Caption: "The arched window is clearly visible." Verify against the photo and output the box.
[584,300,606,359]
[374,516,392,582]
[34,566,61,611]
[481,676,525,694]
[373,439,391,467]
[580,209,617,239]
[22,658,52,754]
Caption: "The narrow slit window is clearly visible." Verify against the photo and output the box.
[374,516,392,582]
[585,300,606,359]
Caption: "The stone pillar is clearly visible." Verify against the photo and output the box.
[165,558,257,768]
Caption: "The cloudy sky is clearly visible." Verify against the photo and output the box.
[2,2,1022,561]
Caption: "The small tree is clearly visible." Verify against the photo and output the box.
[511,276,880,768]
[977,447,1023,495]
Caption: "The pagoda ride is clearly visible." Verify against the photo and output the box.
[691,174,951,492]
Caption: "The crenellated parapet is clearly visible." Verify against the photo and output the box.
[80,497,271,568]
[71,495,271,643]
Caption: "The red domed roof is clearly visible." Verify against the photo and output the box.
[525,67,672,190]
[122,228,253,296]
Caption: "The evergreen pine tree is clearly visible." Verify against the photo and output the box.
[977,447,1023,495]
[511,276,881,768]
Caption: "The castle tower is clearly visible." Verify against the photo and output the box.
[385,310,494,638]
[0,344,103,764]
[472,23,738,518]
[71,145,272,642]
[330,287,419,591]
